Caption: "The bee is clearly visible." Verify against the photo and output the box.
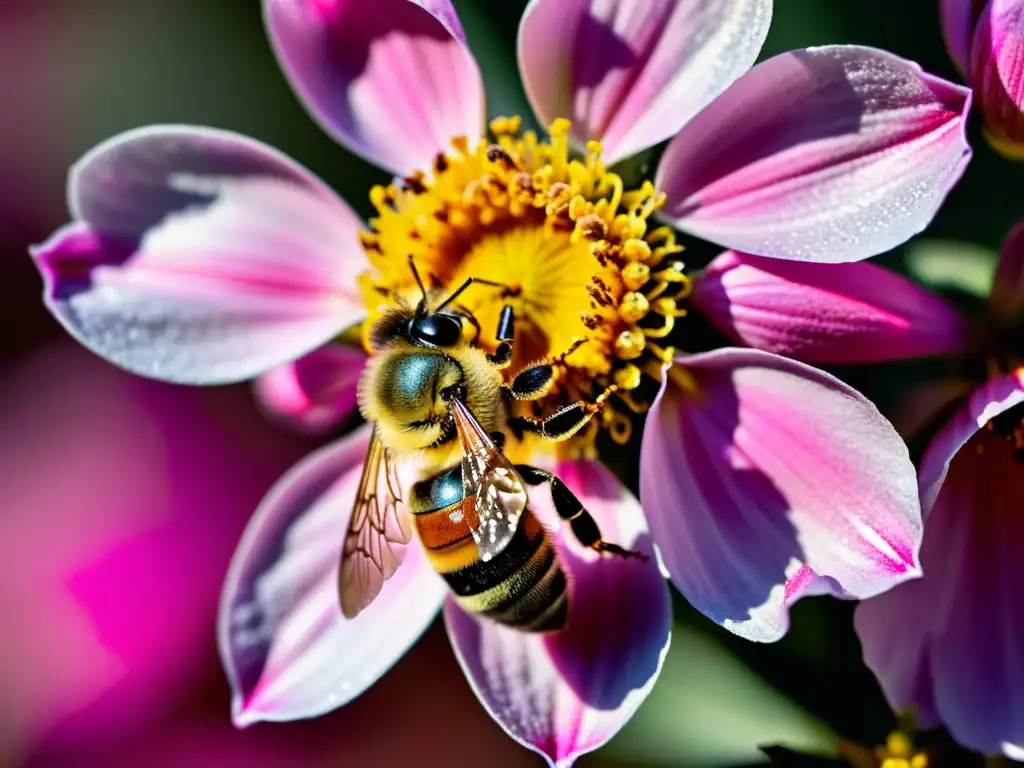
[340,258,644,633]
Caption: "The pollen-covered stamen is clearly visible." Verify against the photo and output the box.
[984,401,1024,461]
[357,117,691,455]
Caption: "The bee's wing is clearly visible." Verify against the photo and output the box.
[338,425,413,618]
[451,399,527,563]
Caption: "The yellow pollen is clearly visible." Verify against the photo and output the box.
[357,117,688,455]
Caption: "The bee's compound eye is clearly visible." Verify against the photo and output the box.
[409,313,462,347]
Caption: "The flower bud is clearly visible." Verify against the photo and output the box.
[971,0,1024,158]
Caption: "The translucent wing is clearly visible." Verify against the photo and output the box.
[339,425,413,618]
[451,399,527,562]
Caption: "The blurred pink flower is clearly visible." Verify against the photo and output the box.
[0,341,312,762]
[942,0,1024,157]
[25,0,971,763]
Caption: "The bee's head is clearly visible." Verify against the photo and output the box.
[359,348,464,452]
[367,307,467,351]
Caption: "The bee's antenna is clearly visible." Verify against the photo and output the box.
[435,276,509,312]
[408,255,429,309]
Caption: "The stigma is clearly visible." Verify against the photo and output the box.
[357,117,690,454]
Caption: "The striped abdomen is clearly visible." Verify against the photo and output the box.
[409,464,568,633]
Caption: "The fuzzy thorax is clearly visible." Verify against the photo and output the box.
[358,340,505,465]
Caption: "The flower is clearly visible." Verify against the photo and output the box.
[28,0,968,764]
[687,224,1024,755]
[942,0,1024,158]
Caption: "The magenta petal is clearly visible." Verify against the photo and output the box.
[641,348,922,642]
[517,0,771,165]
[219,424,446,725]
[941,0,988,75]
[655,46,972,263]
[444,459,670,768]
[856,376,1024,755]
[991,219,1024,324]
[265,0,484,176]
[30,126,367,385]
[255,342,367,434]
[971,0,1024,154]
[691,251,971,363]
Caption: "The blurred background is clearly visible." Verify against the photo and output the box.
[1,1,1019,766]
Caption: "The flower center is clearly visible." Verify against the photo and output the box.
[357,117,689,456]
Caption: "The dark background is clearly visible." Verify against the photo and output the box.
[0,1,1014,766]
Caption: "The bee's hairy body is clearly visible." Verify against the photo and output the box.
[344,266,645,632]
[360,332,570,633]
[410,464,569,633]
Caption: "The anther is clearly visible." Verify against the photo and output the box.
[613,364,642,391]
[489,116,522,135]
[622,238,652,264]
[574,214,608,242]
[614,329,646,360]
[621,262,651,291]
[618,292,649,324]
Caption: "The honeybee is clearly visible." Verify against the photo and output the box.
[341,259,644,633]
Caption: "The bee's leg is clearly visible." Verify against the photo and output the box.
[506,338,587,402]
[487,305,515,369]
[515,465,647,561]
[508,385,617,441]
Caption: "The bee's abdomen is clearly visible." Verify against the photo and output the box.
[449,512,567,633]
[410,469,568,633]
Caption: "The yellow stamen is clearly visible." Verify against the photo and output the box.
[357,117,690,456]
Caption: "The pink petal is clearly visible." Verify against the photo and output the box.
[255,342,367,434]
[655,46,972,263]
[691,251,971,363]
[941,0,988,76]
[855,374,1024,755]
[517,0,771,165]
[218,424,446,725]
[990,219,1024,325]
[971,0,1024,156]
[444,459,671,768]
[264,0,484,176]
[30,126,367,385]
[641,348,922,642]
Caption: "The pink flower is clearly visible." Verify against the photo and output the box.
[942,0,1024,158]
[688,223,1024,755]
[27,0,964,764]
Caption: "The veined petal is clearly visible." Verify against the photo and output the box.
[971,0,1024,158]
[691,251,971,363]
[856,376,1024,755]
[941,0,988,76]
[655,46,972,263]
[517,0,771,165]
[990,219,1024,324]
[641,348,922,643]
[255,342,367,434]
[30,126,366,385]
[445,459,670,768]
[264,0,484,176]
[218,425,446,726]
